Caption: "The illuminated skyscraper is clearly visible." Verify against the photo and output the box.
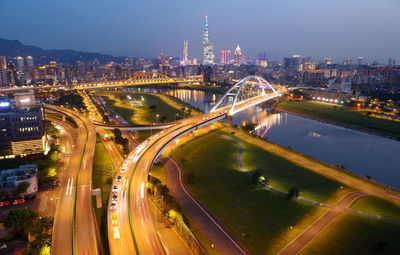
[182,40,188,65]
[0,56,8,88]
[16,56,24,72]
[26,56,34,67]
[202,16,214,65]
[220,50,231,64]
[234,45,243,65]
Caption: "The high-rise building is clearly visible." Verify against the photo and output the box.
[358,57,363,65]
[220,50,231,64]
[0,56,8,88]
[182,40,189,66]
[26,56,34,67]
[258,52,267,61]
[325,57,332,65]
[0,93,45,155]
[16,56,24,72]
[346,57,351,65]
[202,16,214,65]
[7,62,18,87]
[234,45,243,65]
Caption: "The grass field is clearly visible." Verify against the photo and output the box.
[170,132,330,254]
[278,100,400,136]
[350,196,400,221]
[100,92,186,125]
[300,213,400,255]
[215,130,353,203]
[92,135,115,254]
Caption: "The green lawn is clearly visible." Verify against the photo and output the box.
[350,196,400,221]
[278,100,400,136]
[100,92,185,125]
[216,130,353,203]
[300,213,400,255]
[92,135,115,254]
[170,132,329,254]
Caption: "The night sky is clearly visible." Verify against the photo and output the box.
[1,0,399,62]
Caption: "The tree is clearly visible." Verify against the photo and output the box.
[16,182,30,196]
[251,171,261,184]
[149,105,157,110]
[5,209,38,237]
[366,175,372,181]
[287,188,299,200]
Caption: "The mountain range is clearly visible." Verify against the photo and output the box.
[0,37,127,65]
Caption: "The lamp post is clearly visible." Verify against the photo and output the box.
[286,226,293,244]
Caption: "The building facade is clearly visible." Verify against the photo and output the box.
[0,164,38,195]
[0,93,45,155]
[202,16,214,65]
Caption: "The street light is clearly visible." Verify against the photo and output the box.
[286,226,293,244]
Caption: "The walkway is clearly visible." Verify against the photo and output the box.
[163,156,248,255]
[278,192,365,255]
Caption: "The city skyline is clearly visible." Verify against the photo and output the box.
[1,0,399,62]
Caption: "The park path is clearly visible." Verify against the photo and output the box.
[227,126,400,206]
[278,191,365,255]
[162,156,249,255]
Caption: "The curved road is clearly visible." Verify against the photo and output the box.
[163,156,248,255]
[46,106,100,255]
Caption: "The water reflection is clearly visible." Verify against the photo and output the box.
[134,88,400,188]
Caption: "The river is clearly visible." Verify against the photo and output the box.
[136,88,400,189]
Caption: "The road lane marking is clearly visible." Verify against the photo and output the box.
[69,178,73,195]
[66,178,71,195]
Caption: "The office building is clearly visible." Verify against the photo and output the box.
[0,93,46,156]
[26,56,34,67]
[358,57,363,65]
[16,56,24,72]
[0,56,7,88]
[182,40,188,66]
[202,16,215,65]
[325,58,332,65]
[234,45,243,65]
[0,164,38,195]
[220,50,231,64]
[7,63,18,87]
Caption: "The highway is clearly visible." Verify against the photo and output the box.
[106,89,283,255]
[46,105,100,255]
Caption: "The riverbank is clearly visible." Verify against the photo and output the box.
[276,100,400,140]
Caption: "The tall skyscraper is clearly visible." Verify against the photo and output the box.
[16,56,24,72]
[0,56,8,88]
[234,45,243,65]
[182,40,188,66]
[26,56,34,67]
[220,50,231,64]
[358,57,363,65]
[202,16,214,65]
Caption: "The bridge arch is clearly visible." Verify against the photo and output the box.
[210,75,280,115]
[127,72,173,82]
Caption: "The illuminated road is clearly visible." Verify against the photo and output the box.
[107,88,283,255]
[46,105,100,255]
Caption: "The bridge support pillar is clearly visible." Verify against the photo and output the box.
[62,115,66,121]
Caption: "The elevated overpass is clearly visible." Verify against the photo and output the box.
[108,75,285,255]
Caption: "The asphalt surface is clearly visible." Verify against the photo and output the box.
[46,106,100,255]
[278,192,366,255]
[163,156,247,255]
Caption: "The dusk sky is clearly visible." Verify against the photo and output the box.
[1,0,399,62]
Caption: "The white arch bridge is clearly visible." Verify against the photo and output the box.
[211,75,285,116]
